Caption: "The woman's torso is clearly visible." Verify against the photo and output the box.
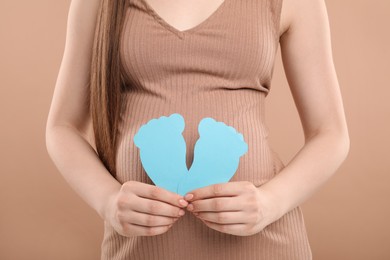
[101,0,312,259]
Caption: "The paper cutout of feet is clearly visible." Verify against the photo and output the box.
[133,113,248,196]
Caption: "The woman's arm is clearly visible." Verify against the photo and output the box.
[46,2,188,236]
[45,0,121,220]
[258,0,350,219]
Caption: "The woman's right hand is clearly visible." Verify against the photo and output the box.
[104,181,189,237]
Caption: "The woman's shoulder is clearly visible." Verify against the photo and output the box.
[279,0,328,40]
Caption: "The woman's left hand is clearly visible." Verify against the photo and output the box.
[183,181,282,236]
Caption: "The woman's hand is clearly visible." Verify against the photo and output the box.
[184,181,281,236]
[104,181,189,237]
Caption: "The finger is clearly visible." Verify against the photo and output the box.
[125,223,173,237]
[195,211,251,224]
[124,211,179,227]
[200,219,248,236]
[184,182,248,201]
[132,182,188,208]
[131,197,186,218]
[188,196,244,213]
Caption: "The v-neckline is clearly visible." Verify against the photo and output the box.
[140,0,230,38]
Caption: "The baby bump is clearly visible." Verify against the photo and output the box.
[227,122,284,187]
[114,109,284,191]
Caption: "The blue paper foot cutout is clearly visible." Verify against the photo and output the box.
[133,113,188,193]
[133,113,248,196]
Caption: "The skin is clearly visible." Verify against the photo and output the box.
[46,0,349,238]
[143,0,226,32]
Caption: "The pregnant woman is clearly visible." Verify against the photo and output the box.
[45,0,350,259]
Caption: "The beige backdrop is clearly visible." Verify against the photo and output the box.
[1,0,389,259]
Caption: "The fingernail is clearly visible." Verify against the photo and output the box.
[184,193,193,201]
[179,199,188,206]
[179,210,185,216]
[187,204,193,211]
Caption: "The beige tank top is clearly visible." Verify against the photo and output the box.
[101,0,313,259]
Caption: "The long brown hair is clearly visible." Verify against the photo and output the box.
[88,0,127,179]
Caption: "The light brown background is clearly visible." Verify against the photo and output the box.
[1,0,389,259]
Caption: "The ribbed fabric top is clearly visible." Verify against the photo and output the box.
[101,0,312,259]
